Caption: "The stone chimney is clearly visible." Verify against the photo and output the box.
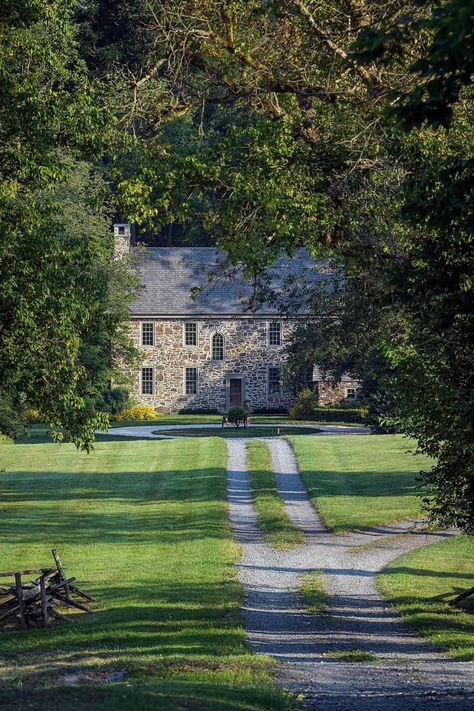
[113,223,131,259]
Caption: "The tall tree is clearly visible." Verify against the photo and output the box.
[0,1,136,448]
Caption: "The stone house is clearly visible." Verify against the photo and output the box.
[115,224,359,413]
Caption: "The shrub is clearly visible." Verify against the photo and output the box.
[101,387,131,415]
[289,388,319,420]
[227,406,248,422]
[120,404,156,421]
[289,388,368,423]
[178,408,219,415]
[310,406,369,423]
[25,408,43,423]
[0,395,26,439]
[252,407,289,415]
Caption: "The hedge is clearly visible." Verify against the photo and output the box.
[302,407,368,423]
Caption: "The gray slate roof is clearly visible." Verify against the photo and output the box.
[130,247,326,316]
[312,366,355,383]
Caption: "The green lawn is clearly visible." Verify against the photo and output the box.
[0,438,295,710]
[378,534,474,661]
[246,441,305,549]
[289,434,429,532]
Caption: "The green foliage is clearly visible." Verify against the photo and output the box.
[288,387,319,420]
[227,406,248,421]
[289,389,368,423]
[0,393,26,440]
[312,407,369,424]
[354,0,474,128]
[98,387,131,415]
[0,1,136,449]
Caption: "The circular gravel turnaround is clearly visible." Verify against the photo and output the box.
[227,438,474,711]
[105,423,370,439]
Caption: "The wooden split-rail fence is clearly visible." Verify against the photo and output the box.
[0,549,94,629]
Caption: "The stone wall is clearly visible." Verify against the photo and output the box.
[120,317,297,413]
[317,380,360,407]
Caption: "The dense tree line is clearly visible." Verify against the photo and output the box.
[0,1,472,529]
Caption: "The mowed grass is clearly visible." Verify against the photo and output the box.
[289,435,429,532]
[378,535,474,661]
[299,571,329,614]
[246,441,305,549]
[0,438,296,711]
[160,426,318,439]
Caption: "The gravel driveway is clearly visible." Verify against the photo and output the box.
[227,438,474,710]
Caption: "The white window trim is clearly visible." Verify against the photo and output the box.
[183,366,199,395]
[346,386,358,400]
[183,321,198,347]
[267,320,282,347]
[141,321,155,347]
[211,332,225,361]
[140,366,154,396]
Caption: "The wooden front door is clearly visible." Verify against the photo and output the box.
[229,378,243,408]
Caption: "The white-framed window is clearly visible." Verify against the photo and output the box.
[268,366,281,396]
[268,321,282,346]
[141,367,154,395]
[211,333,224,361]
[185,367,198,395]
[346,386,357,400]
[141,322,154,347]
[184,322,198,346]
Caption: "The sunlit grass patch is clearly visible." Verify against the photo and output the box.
[289,435,428,532]
[378,534,474,661]
[0,437,297,710]
[299,571,329,614]
[246,440,305,549]
[324,649,377,662]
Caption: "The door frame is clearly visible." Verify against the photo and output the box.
[225,374,245,411]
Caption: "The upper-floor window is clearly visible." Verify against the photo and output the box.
[141,322,154,347]
[184,322,197,346]
[268,321,281,346]
[268,366,281,395]
[212,333,224,361]
[141,367,154,395]
[346,386,357,400]
[185,367,198,394]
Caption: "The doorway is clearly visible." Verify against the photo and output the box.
[229,378,243,408]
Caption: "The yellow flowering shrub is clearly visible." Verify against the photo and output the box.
[122,404,156,421]
[25,409,43,423]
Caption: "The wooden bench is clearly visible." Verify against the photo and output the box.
[222,414,248,428]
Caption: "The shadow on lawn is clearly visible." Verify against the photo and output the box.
[0,678,289,711]
[300,470,422,497]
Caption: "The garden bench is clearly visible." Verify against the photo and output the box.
[222,414,248,428]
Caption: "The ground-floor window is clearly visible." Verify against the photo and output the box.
[346,386,357,400]
[185,367,198,394]
[268,366,281,396]
[141,367,154,395]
